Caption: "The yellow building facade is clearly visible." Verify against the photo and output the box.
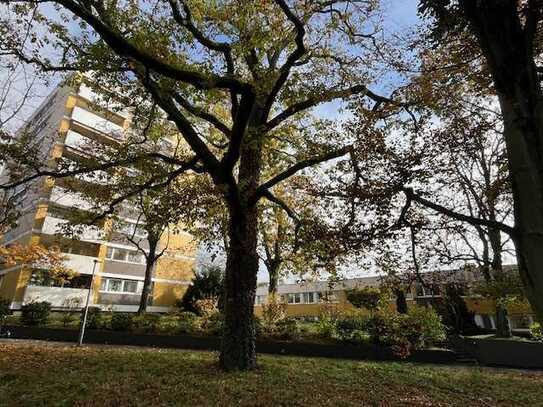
[0,80,196,312]
[254,275,536,331]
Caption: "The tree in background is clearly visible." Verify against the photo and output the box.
[116,191,180,315]
[258,180,344,296]
[0,0,411,369]
[346,286,384,313]
[180,265,224,315]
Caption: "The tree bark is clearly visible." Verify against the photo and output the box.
[219,104,264,371]
[220,203,259,371]
[499,80,543,325]
[495,302,512,338]
[488,227,512,337]
[267,261,280,296]
[394,289,408,314]
[460,1,543,323]
[138,239,158,315]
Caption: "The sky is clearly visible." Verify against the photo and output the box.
[1,1,425,284]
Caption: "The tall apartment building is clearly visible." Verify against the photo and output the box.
[0,79,196,312]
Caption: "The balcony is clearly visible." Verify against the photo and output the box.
[23,285,89,309]
[64,129,89,152]
[41,216,102,242]
[49,186,94,211]
[63,253,100,275]
[77,84,131,119]
[71,106,124,138]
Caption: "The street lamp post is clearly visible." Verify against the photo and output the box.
[78,259,100,346]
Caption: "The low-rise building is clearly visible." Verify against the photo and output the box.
[254,270,535,331]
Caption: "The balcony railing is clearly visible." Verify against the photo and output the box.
[41,216,102,242]
[23,285,89,308]
[49,187,94,211]
[64,130,89,151]
[77,84,131,119]
[71,106,124,138]
[63,253,100,275]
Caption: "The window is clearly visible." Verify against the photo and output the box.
[118,221,147,238]
[127,251,143,263]
[303,292,314,304]
[108,279,123,292]
[113,248,127,261]
[105,247,145,264]
[320,291,338,303]
[123,280,138,293]
[119,222,135,236]
[100,278,140,294]
[287,293,301,304]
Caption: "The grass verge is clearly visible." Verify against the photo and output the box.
[0,341,542,406]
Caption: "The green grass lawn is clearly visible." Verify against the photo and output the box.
[1,341,542,406]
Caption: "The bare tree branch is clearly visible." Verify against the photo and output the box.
[253,145,352,201]
[402,187,516,237]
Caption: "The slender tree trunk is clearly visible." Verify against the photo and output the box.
[460,1,543,323]
[394,289,408,314]
[495,302,512,337]
[138,240,158,315]
[267,262,280,296]
[488,228,511,337]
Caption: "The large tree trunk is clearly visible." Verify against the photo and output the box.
[219,104,264,370]
[138,240,158,315]
[499,85,543,325]
[220,204,259,371]
[460,1,543,323]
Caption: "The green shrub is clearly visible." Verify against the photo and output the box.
[20,301,51,326]
[110,312,134,331]
[201,312,223,336]
[260,295,287,331]
[83,307,103,329]
[407,306,447,347]
[364,307,446,357]
[60,311,77,327]
[336,315,370,343]
[134,314,162,333]
[346,287,384,312]
[316,316,337,339]
[274,317,300,340]
[530,322,542,342]
[177,311,200,334]
[156,315,179,334]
